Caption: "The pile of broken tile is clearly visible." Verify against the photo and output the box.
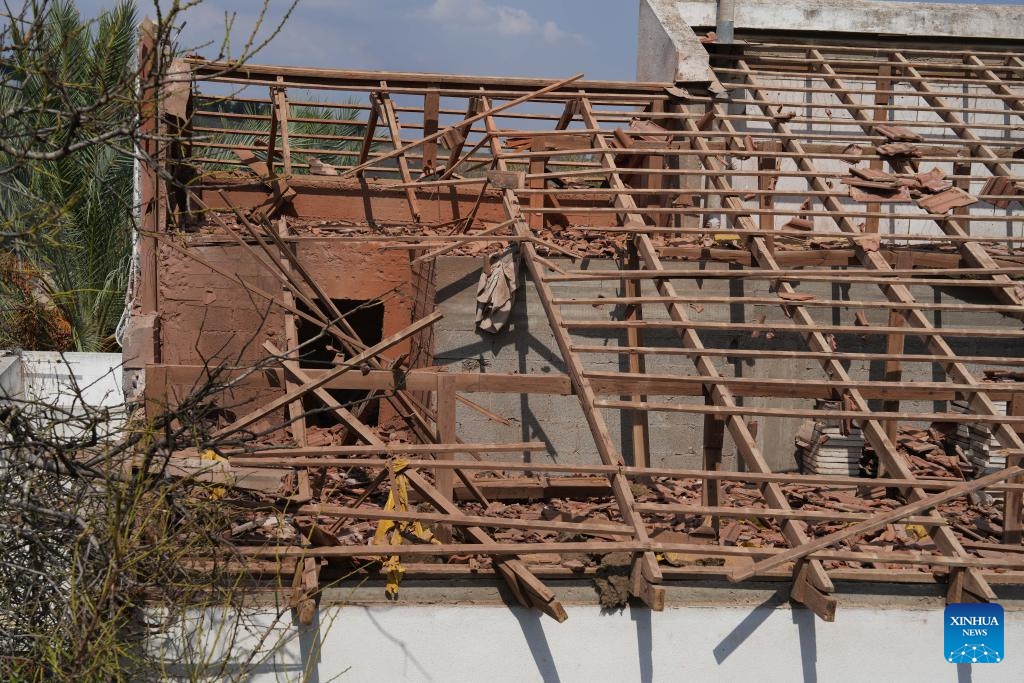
[206,419,1014,585]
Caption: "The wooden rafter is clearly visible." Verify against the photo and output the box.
[579,95,838,609]
[730,59,1017,595]
[481,93,666,611]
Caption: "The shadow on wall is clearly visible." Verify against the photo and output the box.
[713,591,820,682]
[513,609,561,683]
[511,603,656,683]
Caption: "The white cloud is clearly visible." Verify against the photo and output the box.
[422,0,583,45]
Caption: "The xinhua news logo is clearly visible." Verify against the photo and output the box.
[945,603,1004,664]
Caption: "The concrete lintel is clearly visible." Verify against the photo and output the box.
[639,0,714,84]
[676,0,1024,42]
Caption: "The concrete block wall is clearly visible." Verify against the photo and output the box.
[719,76,1022,240]
[157,242,286,368]
[433,256,1016,472]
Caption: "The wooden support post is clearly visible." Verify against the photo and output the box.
[266,86,279,174]
[1007,398,1024,544]
[865,64,891,234]
[625,240,650,469]
[356,97,379,171]
[678,140,701,236]
[435,373,457,542]
[422,89,440,172]
[757,150,779,254]
[529,138,546,230]
[637,141,666,227]
[377,83,422,221]
[702,406,725,535]
[882,250,913,443]
[272,80,293,176]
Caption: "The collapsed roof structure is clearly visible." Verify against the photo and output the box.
[126,0,1024,623]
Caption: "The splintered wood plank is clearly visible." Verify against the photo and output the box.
[212,312,441,438]
[356,97,379,169]
[882,251,913,443]
[864,63,891,235]
[701,408,725,535]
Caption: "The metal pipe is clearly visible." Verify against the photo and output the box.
[716,0,735,44]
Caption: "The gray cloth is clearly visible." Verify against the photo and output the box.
[475,246,519,334]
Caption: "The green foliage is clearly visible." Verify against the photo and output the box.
[197,98,366,174]
[0,1,137,351]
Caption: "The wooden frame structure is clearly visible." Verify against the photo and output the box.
[139,40,1024,622]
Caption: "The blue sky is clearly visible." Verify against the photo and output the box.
[74,0,1023,81]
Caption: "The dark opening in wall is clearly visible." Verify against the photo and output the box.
[296,298,384,428]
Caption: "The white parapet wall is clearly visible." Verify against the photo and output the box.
[0,350,125,442]
[674,0,1024,41]
[152,598,1024,682]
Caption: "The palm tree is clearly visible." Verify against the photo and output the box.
[0,1,137,352]
[197,98,367,173]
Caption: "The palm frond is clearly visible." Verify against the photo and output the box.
[0,1,136,352]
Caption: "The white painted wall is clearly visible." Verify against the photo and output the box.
[154,602,1024,682]
[0,351,125,441]
[675,0,1024,41]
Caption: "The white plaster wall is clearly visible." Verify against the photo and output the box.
[156,602,1024,682]
[0,351,125,441]
[676,0,1024,41]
